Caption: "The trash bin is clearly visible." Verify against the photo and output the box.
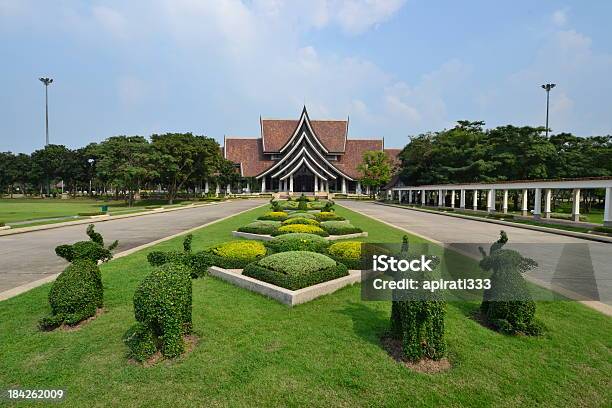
[101,205,108,213]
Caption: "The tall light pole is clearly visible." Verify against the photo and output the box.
[541,83,555,137]
[39,77,53,146]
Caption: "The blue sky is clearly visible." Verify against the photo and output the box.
[1,0,611,153]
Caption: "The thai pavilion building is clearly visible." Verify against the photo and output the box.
[223,107,400,195]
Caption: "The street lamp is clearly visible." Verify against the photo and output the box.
[541,83,556,137]
[88,158,95,196]
[39,77,53,146]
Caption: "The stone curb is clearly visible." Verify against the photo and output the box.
[0,202,266,302]
[209,266,364,306]
[0,201,230,237]
[231,231,368,241]
[377,202,612,244]
[342,203,612,317]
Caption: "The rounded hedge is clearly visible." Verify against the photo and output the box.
[271,224,329,237]
[320,220,362,235]
[315,211,345,221]
[243,251,348,290]
[281,217,320,226]
[258,211,288,221]
[39,260,103,329]
[205,240,267,268]
[265,233,330,253]
[286,212,316,220]
[237,220,281,235]
[327,241,362,269]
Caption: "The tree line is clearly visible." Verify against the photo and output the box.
[0,133,241,205]
[398,121,612,210]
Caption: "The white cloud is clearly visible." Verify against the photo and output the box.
[92,6,128,39]
[551,9,568,26]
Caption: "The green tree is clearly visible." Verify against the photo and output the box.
[357,150,393,196]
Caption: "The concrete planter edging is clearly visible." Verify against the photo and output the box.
[208,266,363,306]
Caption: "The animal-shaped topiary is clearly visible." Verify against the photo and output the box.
[39,224,118,330]
[389,236,446,361]
[123,263,193,361]
[478,231,543,335]
[297,193,309,211]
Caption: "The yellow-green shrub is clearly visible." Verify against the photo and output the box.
[315,211,345,221]
[258,211,288,221]
[327,241,362,269]
[271,224,329,237]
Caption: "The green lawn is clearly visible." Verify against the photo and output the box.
[0,198,193,225]
[0,204,610,407]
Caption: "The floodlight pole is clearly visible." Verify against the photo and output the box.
[39,77,53,146]
[541,83,556,138]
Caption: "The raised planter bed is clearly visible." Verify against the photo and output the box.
[208,266,365,306]
[232,231,368,241]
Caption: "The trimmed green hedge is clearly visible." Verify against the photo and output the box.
[78,211,106,216]
[315,211,345,221]
[327,241,362,269]
[271,224,329,237]
[243,251,349,290]
[125,263,192,361]
[593,226,612,234]
[320,220,363,235]
[265,233,330,253]
[281,217,320,226]
[258,211,289,221]
[286,212,316,220]
[237,220,281,235]
[206,240,267,268]
[39,260,103,330]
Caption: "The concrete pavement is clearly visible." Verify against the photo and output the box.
[341,200,612,308]
[0,199,266,295]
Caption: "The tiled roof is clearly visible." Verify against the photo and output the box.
[335,139,384,179]
[224,138,274,177]
[261,119,347,152]
[384,148,402,167]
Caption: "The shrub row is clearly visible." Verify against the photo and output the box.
[78,211,107,216]
[593,226,612,234]
[237,220,281,235]
[242,251,349,290]
[271,224,329,237]
[320,220,363,235]
[265,233,330,253]
[258,211,288,221]
[281,217,320,226]
[315,211,345,221]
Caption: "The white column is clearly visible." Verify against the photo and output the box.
[534,188,542,219]
[544,189,552,218]
[408,190,412,204]
[289,175,294,193]
[487,189,495,212]
[204,180,209,194]
[438,189,444,206]
[261,177,266,193]
[356,181,361,195]
[450,190,455,208]
[246,182,251,194]
[226,184,231,195]
[604,187,612,227]
[502,190,508,214]
[571,188,581,222]
[314,175,319,192]
[421,190,426,205]
[460,189,466,209]
[473,190,478,210]
[325,180,329,193]
[342,177,347,194]
[521,189,529,216]
[215,183,220,196]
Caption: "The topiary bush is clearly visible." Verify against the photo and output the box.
[389,236,446,362]
[320,220,363,235]
[40,225,118,330]
[315,211,345,221]
[281,217,320,226]
[478,231,543,336]
[265,233,330,253]
[237,220,281,235]
[258,211,288,221]
[205,240,267,268]
[243,251,348,290]
[271,224,329,237]
[124,263,193,361]
[147,234,209,278]
[286,212,316,219]
[327,241,363,269]
[297,194,309,211]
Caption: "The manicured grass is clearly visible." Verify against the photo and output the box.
[0,198,194,225]
[0,204,610,407]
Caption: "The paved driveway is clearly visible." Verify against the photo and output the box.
[0,200,265,294]
[341,200,612,306]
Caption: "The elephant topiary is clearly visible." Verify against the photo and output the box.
[478,231,543,335]
[124,263,193,361]
[39,224,118,330]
